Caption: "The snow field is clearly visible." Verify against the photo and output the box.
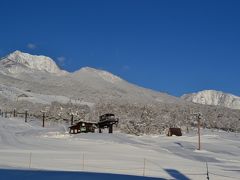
[0,116,239,179]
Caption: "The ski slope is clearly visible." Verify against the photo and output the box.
[0,116,239,179]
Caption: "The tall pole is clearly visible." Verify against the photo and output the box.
[197,115,201,150]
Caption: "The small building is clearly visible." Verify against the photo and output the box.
[167,128,182,136]
[68,113,119,134]
[69,121,96,134]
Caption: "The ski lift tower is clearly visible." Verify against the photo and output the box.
[192,112,203,150]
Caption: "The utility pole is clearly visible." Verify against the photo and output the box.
[197,115,201,150]
[193,113,202,150]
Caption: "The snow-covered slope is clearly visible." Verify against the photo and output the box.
[0,116,239,180]
[181,90,240,109]
[73,67,123,84]
[0,84,93,106]
[0,50,67,75]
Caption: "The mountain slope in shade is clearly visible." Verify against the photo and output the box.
[181,90,240,110]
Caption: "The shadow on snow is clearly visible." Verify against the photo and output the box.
[0,169,165,180]
[164,169,191,180]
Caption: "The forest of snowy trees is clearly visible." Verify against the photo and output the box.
[1,98,239,135]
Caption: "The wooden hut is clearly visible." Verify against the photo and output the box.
[69,121,96,134]
[167,128,182,136]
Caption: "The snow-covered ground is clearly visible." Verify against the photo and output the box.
[0,117,239,180]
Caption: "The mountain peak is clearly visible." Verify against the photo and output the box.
[0,50,66,74]
[181,89,240,109]
[73,67,123,83]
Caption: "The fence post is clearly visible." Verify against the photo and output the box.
[13,109,16,117]
[143,158,146,176]
[25,110,28,123]
[29,152,32,169]
[206,162,210,180]
[42,112,45,127]
[82,153,85,171]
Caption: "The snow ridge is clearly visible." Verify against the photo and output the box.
[181,90,240,109]
[0,50,66,74]
[75,67,123,83]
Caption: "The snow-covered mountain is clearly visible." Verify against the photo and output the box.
[181,90,240,110]
[0,50,67,75]
[0,51,239,134]
[0,50,180,105]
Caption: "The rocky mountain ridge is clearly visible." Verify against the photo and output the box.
[181,90,240,110]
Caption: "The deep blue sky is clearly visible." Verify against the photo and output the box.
[0,0,240,96]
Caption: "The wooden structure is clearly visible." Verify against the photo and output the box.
[97,113,119,133]
[68,113,119,134]
[69,121,96,134]
[167,128,182,136]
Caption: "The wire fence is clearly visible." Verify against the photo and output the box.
[0,150,239,180]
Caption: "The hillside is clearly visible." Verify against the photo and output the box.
[0,51,239,134]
